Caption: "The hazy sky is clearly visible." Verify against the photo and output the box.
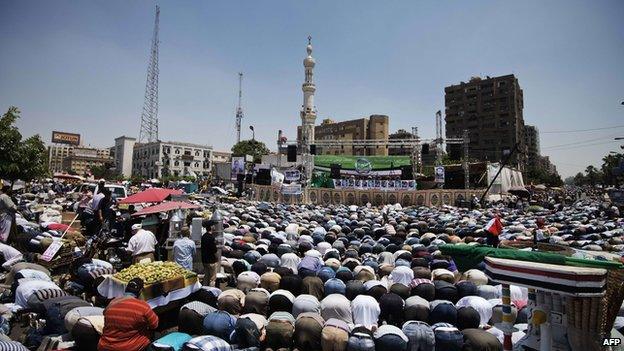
[1,1,623,177]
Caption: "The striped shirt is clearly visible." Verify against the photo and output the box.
[98,296,158,351]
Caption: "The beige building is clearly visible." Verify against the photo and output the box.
[212,151,232,164]
[59,147,113,175]
[49,145,112,174]
[298,115,390,156]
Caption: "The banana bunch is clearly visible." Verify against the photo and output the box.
[114,261,191,285]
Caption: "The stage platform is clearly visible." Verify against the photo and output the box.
[251,184,484,207]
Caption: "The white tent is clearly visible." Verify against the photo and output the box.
[487,163,525,194]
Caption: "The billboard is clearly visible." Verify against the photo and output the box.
[52,131,80,145]
[231,157,245,181]
[434,166,445,183]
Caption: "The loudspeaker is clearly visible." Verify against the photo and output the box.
[330,164,341,178]
[401,165,413,180]
[449,144,462,160]
[421,144,430,155]
[287,145,297,162]
[256,169,271,185]
[310,144,317,155]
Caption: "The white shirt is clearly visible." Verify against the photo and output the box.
[351,295,380,329]
[15,279,60,308]
[127,229,157,256]
[0,243,23,267]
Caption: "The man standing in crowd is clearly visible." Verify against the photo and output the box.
[127,224,157,264]
[201,219,218,286]
[98,278,158,351]
[0,185,17,243]
[173,226,196,270]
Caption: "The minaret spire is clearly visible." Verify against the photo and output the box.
[300,35,317,150]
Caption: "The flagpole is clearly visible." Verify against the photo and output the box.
[479,142,519,205]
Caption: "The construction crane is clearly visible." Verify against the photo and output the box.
[235,72,244,144]
[138,5,160,143]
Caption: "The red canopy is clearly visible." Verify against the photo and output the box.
[119,188,183,204]
[131,201,200,217]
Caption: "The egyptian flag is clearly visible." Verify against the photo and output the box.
[485,216,503,236]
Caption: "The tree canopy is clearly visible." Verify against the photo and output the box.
[0,107,48,185]
[231,139,270,163]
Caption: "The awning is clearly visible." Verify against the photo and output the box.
[119,188,183,204]
[131,201,200,217]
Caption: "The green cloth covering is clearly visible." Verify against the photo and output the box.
[440,244,623,272]
[314,155,411,170]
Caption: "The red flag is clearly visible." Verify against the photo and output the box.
[485,216,503,236]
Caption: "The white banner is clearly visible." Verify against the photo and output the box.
[284,169,301,181]
[332,179,417,191]
[281,183,302,195]
[41,239,63,262]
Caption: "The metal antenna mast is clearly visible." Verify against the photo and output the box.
[139,5,160,143]
[235,72,244,143]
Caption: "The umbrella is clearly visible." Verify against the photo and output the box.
[507,186,531,198]
[119,188,183,204]
[131,201,200,217]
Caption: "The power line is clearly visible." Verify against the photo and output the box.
[541,133,622,149]
[543,140,618,151]
[541,125,624,134]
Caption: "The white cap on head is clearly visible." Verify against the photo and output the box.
[131,223,142,231]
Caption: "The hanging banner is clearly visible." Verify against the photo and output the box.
[434,166,445,183]
[231,157,245,181]
[281,183,302,195]
[284,169,301,181]
[333,179,416,191]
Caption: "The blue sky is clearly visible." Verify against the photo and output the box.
[1,0,623,177]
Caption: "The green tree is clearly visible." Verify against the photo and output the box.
[584,165,601,186]
[0,106,49,187]
[231,139,270,163]
[601,153,624,186]
[573,172,586,186]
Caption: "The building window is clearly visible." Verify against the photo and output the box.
[175,149,180,154]
[174,161,179,166]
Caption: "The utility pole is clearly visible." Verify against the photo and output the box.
[463,129,470,189]
[235,73,244,144]
[138,5,160,143]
